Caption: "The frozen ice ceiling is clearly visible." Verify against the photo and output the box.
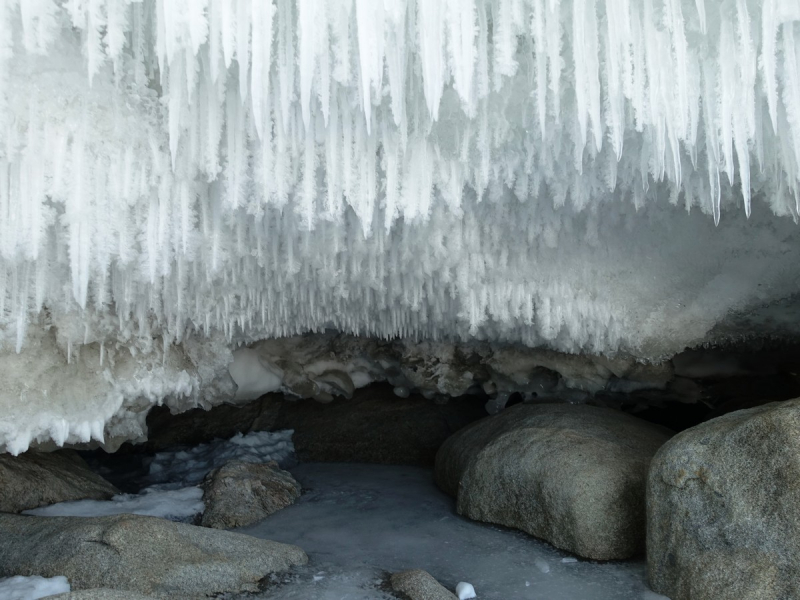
[1,0,800,359]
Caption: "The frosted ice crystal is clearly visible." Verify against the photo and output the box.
[1,0,800,350]
[1,1,800,453]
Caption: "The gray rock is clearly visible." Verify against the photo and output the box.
[44,590,157,600]
[201,460,301,529]
[0,450,119,513]
[390,569,457,600]
[0,513,307,597]
[647,399,800,600]
[435,403,672,560]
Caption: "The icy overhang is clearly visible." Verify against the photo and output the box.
[1,1,800,453]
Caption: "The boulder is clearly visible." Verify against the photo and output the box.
[0,513,307,597]
[0,450,119,513]
[647,399,800,600]
[435,403,672,559]
[201,460,301,529]
[390,569,457,600]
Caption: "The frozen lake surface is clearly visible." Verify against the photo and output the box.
[234,463,666,600]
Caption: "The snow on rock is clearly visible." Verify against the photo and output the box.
[144,430,296,488]
[0,575,70,600]
[21,430,294,522]
[23,486,205,522]
[1,1,800,452]
[228,332,674,408]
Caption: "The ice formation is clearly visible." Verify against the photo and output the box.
[24,485,206,521]
[1,1,800,452]
[0,575,70,600]
[23,430,295,521]
[145,429,296,487]
[457,581,478,599]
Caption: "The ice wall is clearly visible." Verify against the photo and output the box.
[1,1,800,452]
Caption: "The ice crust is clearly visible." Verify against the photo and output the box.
[1,1,800,453]
[0,575,70,600]
[23,485,205,521]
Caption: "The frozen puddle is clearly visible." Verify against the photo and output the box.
[236,463,663,600]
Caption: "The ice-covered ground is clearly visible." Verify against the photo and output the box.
[24,430,294,521]
[0,575,70,600]
[23,485,205,522]
[16,432,668,599]
[235,463,667,600]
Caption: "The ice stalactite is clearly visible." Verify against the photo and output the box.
[1,1,800,453]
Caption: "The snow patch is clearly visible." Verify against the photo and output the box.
[456,581,477,599]
[0,576,70,600]
[23,486,204,522]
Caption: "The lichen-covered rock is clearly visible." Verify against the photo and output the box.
[647,399,800,600]
[0,450,119,513]
[0,513,307,597]
[435,403,672,560]
[390,569,457,600]
[201,460,301,529]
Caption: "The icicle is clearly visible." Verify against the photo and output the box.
[417,0,445,120]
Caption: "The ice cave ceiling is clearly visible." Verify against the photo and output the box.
[1,0,800,453]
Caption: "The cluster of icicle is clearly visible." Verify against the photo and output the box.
[0,0,800,354]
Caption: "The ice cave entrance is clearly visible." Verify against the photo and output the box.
[2,0,800,599]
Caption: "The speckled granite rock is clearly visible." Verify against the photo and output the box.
[436,403,672,559]
[0,513,307,597]
[201,460,300,529]
[647,399,800,600]
[0,450,119,513]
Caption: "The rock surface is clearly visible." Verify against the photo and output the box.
[435,403,672,560]
[0,450,119,513]
[0,513,307,597]
[201,460,301,529]
[390,569,457,600]
[647,399,800,600]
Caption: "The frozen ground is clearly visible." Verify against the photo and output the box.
[24,430,294,521]
[23,485,204,522]
[234,463,667,600]
[0,575,70,600]
[17,435,668,599]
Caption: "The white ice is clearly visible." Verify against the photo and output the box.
[0,576,70,600]
[2,1,800,454]
[233,463,667,600]
[22,430,294,521]
[144,430,295,488]
[456,581,477,599]
[23,486,204,522]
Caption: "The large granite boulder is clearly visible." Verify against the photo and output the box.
[0,513,307,597]
[390,569,457,600]
[201,460,301,529]
[0,450,119,513]
[435,403,672,559]
[647,399,800,600]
